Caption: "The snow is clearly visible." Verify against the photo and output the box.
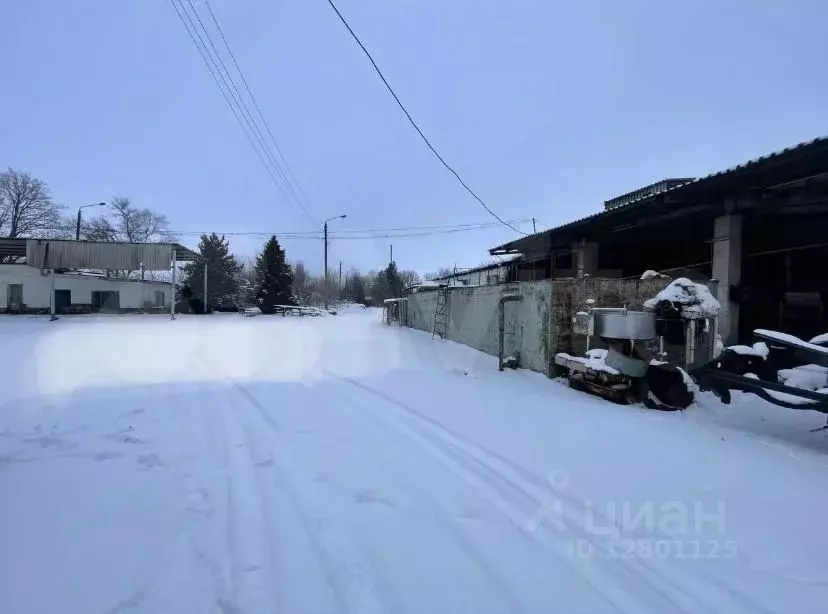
[755,329,828,357]
[2,313,828,613]
[643,277,721,319]
[809,333,828,345]
[640,270,669,280]
[727,342,770,359]
[557,348,621,375]
[778,364,828,392]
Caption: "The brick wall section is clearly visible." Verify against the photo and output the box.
[550,278,718,365]
[550,278,669,357]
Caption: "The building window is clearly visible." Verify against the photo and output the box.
[154,291,165,307]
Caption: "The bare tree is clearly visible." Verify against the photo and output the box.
[399,269,421,289]
[83,216,118,242]
[79,197,176,277]
[0,168,64,238]
[83,197,174,243]
[425,267,453,280]
[292,260,313,305]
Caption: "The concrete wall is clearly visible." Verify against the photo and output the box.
[405,281,553,375]
[0,265,171,311]
[406,288,438,332]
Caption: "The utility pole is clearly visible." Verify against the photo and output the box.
[323,215,347,309]
[532,217,537,233]
[170,249,176,321]
[203,262,208,315]
[390,244,393,264]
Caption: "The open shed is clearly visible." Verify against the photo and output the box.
[490,137,828,343]
[0,238,197,317]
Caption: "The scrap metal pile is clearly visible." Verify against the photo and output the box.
[555,278,719,411]
[694,329,828,430]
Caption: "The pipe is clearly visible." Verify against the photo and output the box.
[498,294,524,371]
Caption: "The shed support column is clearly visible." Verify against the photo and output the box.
[50,268,56,320]
[170,248,176,321]
[573,239,599,278]
[712,214,742,344]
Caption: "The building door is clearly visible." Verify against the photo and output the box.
[92,291,120,312]
[503,300,522,360]
[7,284,23,311]
[55,290,71,314]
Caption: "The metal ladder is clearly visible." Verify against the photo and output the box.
[432,286,449,339]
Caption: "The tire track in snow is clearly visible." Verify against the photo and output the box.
[298,381,533,614]
[214,387,285,613]
[233,382,399,614]
[325,372,774,614]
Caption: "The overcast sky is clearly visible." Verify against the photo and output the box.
[2,0,827,275]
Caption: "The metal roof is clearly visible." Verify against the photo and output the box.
[0,238,198,268]
[490,136,828,254]
[431,254,522,281]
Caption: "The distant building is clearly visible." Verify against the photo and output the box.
[0,264,171,313]
[0,238,197,314]
[430,256,522,287]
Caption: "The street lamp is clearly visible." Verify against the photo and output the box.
[324,214,347,309]
[76,202,107,240]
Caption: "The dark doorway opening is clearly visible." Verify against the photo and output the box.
[54,289,71,314]
[92,291,120,312]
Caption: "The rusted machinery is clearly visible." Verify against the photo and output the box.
[555,305,715,410]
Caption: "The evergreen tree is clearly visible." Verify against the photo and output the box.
[255,236,295,313]
[181,233,241,313]
[370,261,403,302]
[343,270,366,304]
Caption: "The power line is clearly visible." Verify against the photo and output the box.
[163,218,532,237]
[201,0,316,218]
[179,0,316,226]
[324,0,527,236]
[169,0,318,227]
[56,218,531,241]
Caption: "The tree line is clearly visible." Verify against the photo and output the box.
[180,232,421,313]
[2,167,422,310]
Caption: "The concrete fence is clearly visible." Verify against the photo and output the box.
[405,281,554,374]
[404,277,716,376]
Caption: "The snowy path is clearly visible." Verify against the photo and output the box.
[2,309,828,613]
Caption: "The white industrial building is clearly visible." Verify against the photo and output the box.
[0,264,171,313]
[0,238,197,315]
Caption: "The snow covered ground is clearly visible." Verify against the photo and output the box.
[2,307,828,614]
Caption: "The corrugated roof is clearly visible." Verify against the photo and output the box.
[0,238,198,267]
[490,136,828,254]
[432,254,522,280]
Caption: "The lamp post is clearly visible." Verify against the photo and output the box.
[324,214,347,309]
[76,202,107,240]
